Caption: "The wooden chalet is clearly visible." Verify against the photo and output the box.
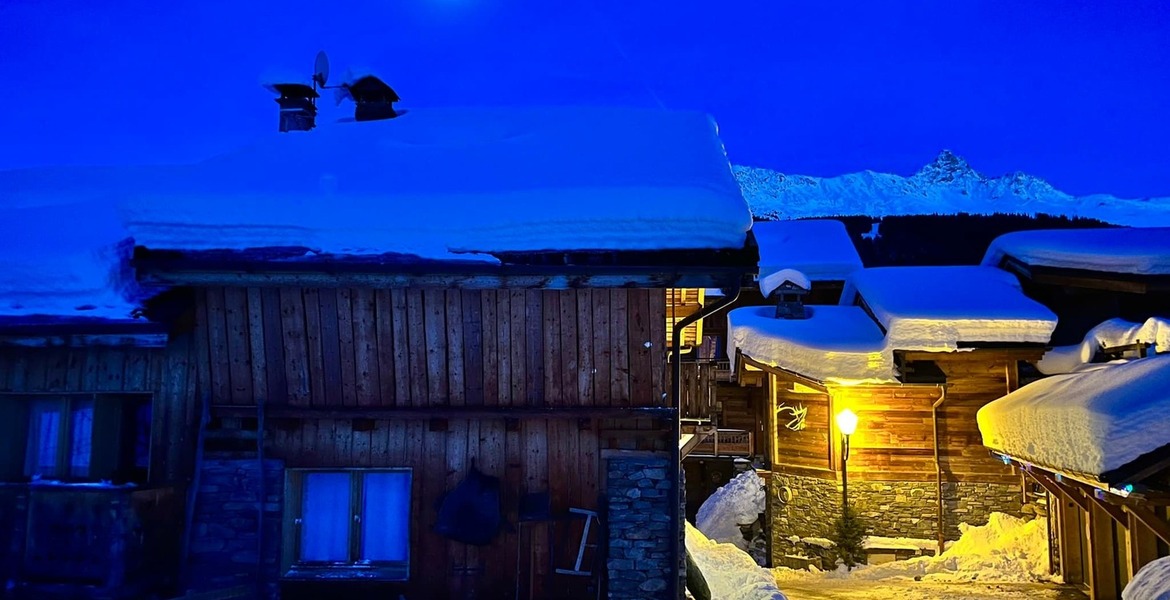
[725,266,1059,567]
[979,354,1170,600]
[983,227,1170,345]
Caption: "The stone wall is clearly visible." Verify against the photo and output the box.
[606,457,675,599]
[188,458,283,600]
[769,473,1023,568]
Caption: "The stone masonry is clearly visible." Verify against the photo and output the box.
[189,458,283,600]
[769,473,1023,568]
[606,457,675,599]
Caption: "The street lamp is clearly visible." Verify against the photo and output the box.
[835,408,859,510]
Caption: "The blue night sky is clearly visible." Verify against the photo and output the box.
[1,0,1167,198]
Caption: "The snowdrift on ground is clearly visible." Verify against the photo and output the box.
[1125,556,1170,600]
[687,522,787,600]
[696,470,766,550]
[773,513,1052,584]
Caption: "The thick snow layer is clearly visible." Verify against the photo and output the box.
[982,227,1170,275]
[686,523,788,600]
[759,268,811,299]
[93,107,749,257]
[737,151,1170,226]
[730,267,1056,382]
[774,513,1051,584]
[753,220,863,283]
[1037,317,1170,375]
[842,267,1058,346]
[728,305,890,383]
[978,354,1170,477]
[0,202,143,321]
[696,470,766,550]
[1125,556,1170,600]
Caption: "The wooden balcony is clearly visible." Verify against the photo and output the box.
[0,483,181,599]
[681,427,754,458]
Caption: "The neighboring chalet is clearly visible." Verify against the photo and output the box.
[0,202,194,599]
[979,353,1170,600]
[983,227,1170,345]
[677,219,862,522]
[0,107,757,600]
[726,266,1058,567]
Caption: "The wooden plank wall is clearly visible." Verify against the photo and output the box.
[0,340,198,484]
[767,352,1019,483]
[201,288,666,410]
[666,288,704,348]
[716,383,769,458]
[196,287,671,598]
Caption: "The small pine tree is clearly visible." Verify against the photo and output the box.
[831,505,868,568]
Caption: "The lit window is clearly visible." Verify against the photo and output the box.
[285,469,411,580]
[23,398,93,480]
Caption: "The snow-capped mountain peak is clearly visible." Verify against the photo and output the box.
[735,152,1170,226]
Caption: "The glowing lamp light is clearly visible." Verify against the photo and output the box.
[835,408,859,436]
[1124,484,1135,493]
[1000,455,1012,465]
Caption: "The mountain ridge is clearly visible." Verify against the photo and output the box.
[735,150,1170,226]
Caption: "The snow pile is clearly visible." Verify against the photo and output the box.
[728,305,889,383]
[759,268,811,299]
[29,107,748,258]
[842,267,1058,347]
[753,220,863,283]
[736,150,1170,227]
[774,513,1051,584]
[1125,556,1170,600]
[0,201,144,321]
[696,470,766,550]
[983,227,1170,275]
[1037,317,1170,375]
[686,522,788,600]
[729,267,1056,382]
[978,353,1170,477]
[862,536,943,553]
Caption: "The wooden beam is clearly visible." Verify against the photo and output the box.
[1031,469,1089,511]
[1126,511,1160,581]
[212,404,678,421]
[1086,499,1120,600]
[0,333,169,348]
[1055,486,1086,586]
[1123,505,1170,546]
[1085,490,1128,526]
[739,354,828,393]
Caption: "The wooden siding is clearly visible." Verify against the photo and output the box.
[767,352,1022,484]
[196,287,671,598]
[0,341,198,484]
[666,288,704,348]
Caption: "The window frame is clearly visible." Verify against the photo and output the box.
[0,393,153,484]
[282,467,412,582]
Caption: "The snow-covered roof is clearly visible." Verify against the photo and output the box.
[753,219,863,283]
[111,107,750,258]
[759,268,811,298]
[1037,317,1170,375]
[0,202,145,323]
[982,227,1170,276]
[728,305,888,383]
[978,354,1170,480]
[842,266,1058,345]
[729,266,1058,382]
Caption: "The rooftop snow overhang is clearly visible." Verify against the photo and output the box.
[132,243,759,290]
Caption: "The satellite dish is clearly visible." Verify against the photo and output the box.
[313,51,330,87]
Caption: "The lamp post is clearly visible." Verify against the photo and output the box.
[835,408,859,511]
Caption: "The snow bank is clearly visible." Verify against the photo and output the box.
[0,201,144,321]
[106,107,751,257]
[729,266,1056,382]
[983,228,1170,275]
[978,354,1170,477]
[1037,317,1170,375]
[686,522,788,600]
[753,220,863,283]
[774,513,1051,584]
[1125,556,1170,600]
[696,470,766,550]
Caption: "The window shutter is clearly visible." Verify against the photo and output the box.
[0,398,29,481]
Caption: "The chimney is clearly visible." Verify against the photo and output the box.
[340,75,400,121]
[269,83,319,132]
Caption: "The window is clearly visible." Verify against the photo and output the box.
[284,469,412,581]
[0,394,152,483]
